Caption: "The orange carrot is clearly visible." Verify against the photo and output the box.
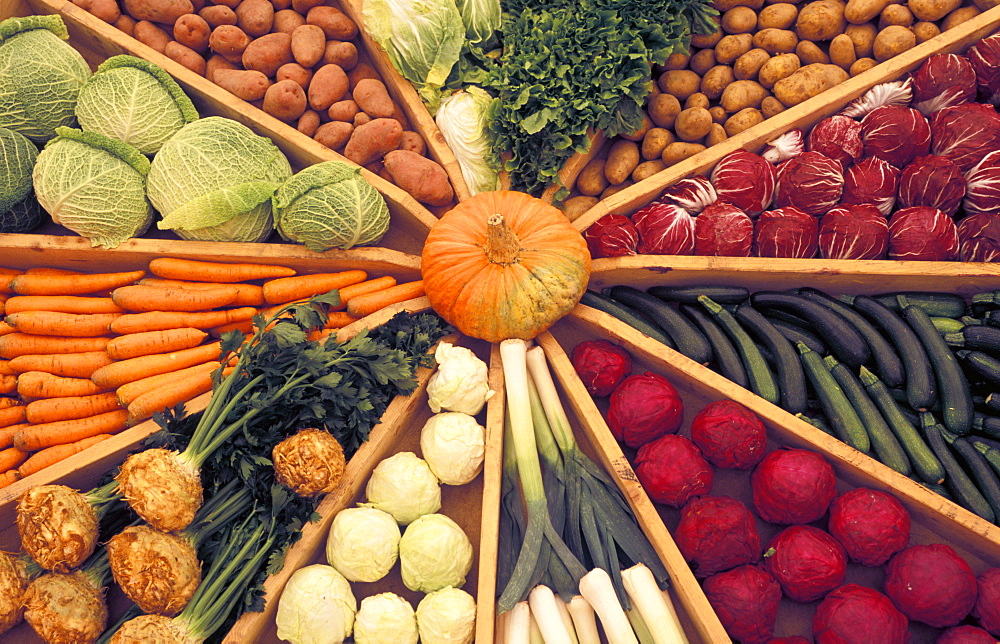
[105,327,209,361]
[14,409,129,451]
[325,311,360,329]
[0,360,14,376]
[148,257,296,283]
[346,280,426,318]
[262,270,367,305]
[0,469,19,488]
[16,434,112,478]
[9,270,146,296]
[91,341,223,388]
[7,351,114,379]
[0,424,26,449]
[0,397,18,409]
[17,371,108,399]
[0,334,111,359]
[0,405,26,429]
[126,368,217,425]
[26,392,122,425]
[4,311,121,337]
[138,278,265,307]
[3,295,125,315]
[115,360,221,406]
[0,375,13,395]
[25,267,84,275]
[331,276,397,311]
[111,284,240,312]
[0,267,23,295]
[0,447,29,472]
[0,321,15,336]
[0,293,7,315]
[207,319,256,338]
[110,307,258,334]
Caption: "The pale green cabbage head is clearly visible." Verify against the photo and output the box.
[325,506,400,583]
[435,87,500,196]
[419,412,485,485]
[456,0,500,45]
[33,127,152,248]
[276,564,356,644]
[364,452,441,525]
[76,55,199,155]
[426,342,494,415]
[399,513,473,593]
[147,116,292,242]
[0,15,91,142]
[416,587,476,644]
[273,160,390,251]
[353,593,418,644]
[0,126,43,233]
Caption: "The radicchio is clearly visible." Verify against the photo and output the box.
[660,176,718,215]
[710,150,776,215]
[583,214,638,258]
[958,212,1000,262]
[754,207,819,259]
[842,156,900,215]
[762,129,805,164]
[911,53,978,115]
[897,154,967,215]
[818,204,889,260]
[967,34,1000,105]
[861,105,931,168]
[694,202,754,256]
[807,116,863,167]
[774,151,844,216]
[841,79,913,119]
[964,149,1000,215]
[632,202,695,255]
[930,102,1000,172]
[888,205,960,261]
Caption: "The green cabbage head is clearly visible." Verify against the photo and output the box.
[76,55,199,155]
[147,116,292,242]
[0,126,44,233]
[273,160,390,251]
[0,15,91,142]
[32,127,152,248]
[398,513,473,593]
[435,87,500,196]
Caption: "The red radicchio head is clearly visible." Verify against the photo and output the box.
[675,496,761,578]
[819,203,889,260]
[762,129,806,164]
[584,214,638,258]
[754,207,819,259]
[930,103,1000,172]
[808,115,863,168]
[828,487,910,566]
[775,151,845,216]
[897,154,967,215]
[694,202,754,256]
[634,434,713,508]
[888,205,960,261]
[841,79,913,119]
[974,567,1000,636]
[842,156,900,216]
[660,176,718,215]
[911,53,978,116]
[884,543,978,628]
[958,212,1000,262]
[703,565,781,644]
[689,399,767,469]
[937,625,998,643]
[607,372,683,449]
[861,105,932,167]
[967,34,1000,105]
[763,525,847,603]
[632,202,695,255]
[570,339,632,397]
[963,149,1000,216]
[813,584,909,644]
[751,448,837,524]
[710,150,777,215]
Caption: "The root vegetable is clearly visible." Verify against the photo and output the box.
[23,569,107,644]
[107,525,201,616]
[116,447,203,532]
[16,485,100,572]
[272,428,346,497]
[0,551,30,635]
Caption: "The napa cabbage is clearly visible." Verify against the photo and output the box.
[0,15,91,142]
[435,87,499,196]
[147,116,292,242]
[75,55,199,154]
[456,0,500,45]
[0,126,44,233]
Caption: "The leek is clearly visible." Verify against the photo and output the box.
[567,595,600,644]
[622,563,688,644]
[528,584,574,644]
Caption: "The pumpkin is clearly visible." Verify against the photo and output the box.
[421,190,592,342]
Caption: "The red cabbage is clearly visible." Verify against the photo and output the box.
[813,584,909,644]
[751,448,837,525]
[937,625,998,643]
[694,202,754,257]
[762,129,805,164]
[607,372,683,449]
[884,543,978,628]
[660,176,718,215]
[897,154,966,215]
[974,567,1000,636]
[775,151,844,216]
[689,399,767,470]
[710,150,777,215]
[958,212,1000,262]
[570,339,632,397]
[967,34,1000,105]
[963,149,1000,216]
[888,205,959,260]
[584,214,638,258]
[842,156,900,216]
[860,104,931,167]
[808,115,863,167]
[632,202,696,255]
[911,53,978,115]
[763,525,847,603]
[674,496,762,578]
[818,203,889,260]
[634,433,713,508]
[703,565,781,644]
[930,103,1000,172]
[754,207,819,259]
[827,487,910,566]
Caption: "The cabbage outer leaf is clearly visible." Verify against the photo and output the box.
[435,87,500,196]
[0,126,39,213]
[158,181,281,230]
[363,0,464,90]
[456,0,500,44]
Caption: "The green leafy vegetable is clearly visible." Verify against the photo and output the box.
[0,126,44,233]
[434,87,501,195]
[456,0,501,45]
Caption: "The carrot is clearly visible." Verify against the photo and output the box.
[111,284,240,313]
[3,295,125,315]
[4,311,120,337]
[325,311,360,329]
[110,307,258,334]
[0,424,26,449]
[0,321,15,336]
[0,405,26,429]
[207,318,255,338]
[0,293,7,315]
[16,434,112,478]
[9,270,146,296]
[0,397,18,409]
[0,375,14,395]
[105,327,209,361]
[345,280,426,318]
[115,360,221,406]
[26,392,122,425]
[0,334,111,359]
[126,368,217,425]
[325,275,395,310]
[17,371,108,399]
[0,360,14,376]
[0,469,19,488]
[91,341,223,388]
[25,267,84,275]
[14,409,129,451]
[8,351,114,379]
[0,267,23,295]
[262,270,368,305]
[138,277,265,307]
[148,257,297,283]
[0,447,29,473]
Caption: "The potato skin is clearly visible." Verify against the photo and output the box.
[576,157,609,197]
[685,92,711,110]
[647,93,682,128]
[296,110,320,138]
[773,62,849,106]
[795,0,848,40]
[724,107,765,135]
[674,107,714,142]
[754,28,800,54]
[134,20,172,53]
[604,139,641,184]
[734,48,771,79]
[308,63,349,111]
[352,78,395,119]
[715,33,755,63]
[314,120,354,151]
[123,0,193,24]
[872,24,916,60]
[75,0,121,23]
[306,6,358,40]
[911,21,940,43]
[761,95,787,117]
[908,0,961,21]
[658,69,702,99]
[844,0,893,23]
[690,26,724,49]
[344,118,403,166]
[758,53,801,88]
[399,131,426,156]
[662,142,707,166]
[722,6,759,33]
[164,41,206,76]
[641,128,674,160]
[173,13,210,52]
[562,196,599,220]
[234,0,273,37]
[706,123,729,146]
[290,24,326,68]
[632,159,667,182]
[844,22,878,57]
[828,33,857,69]
[941,5,980,30]
[263,79,307,122]
[199,5,236,28]
[700,65,736,100]
[689,48,718,75]
[720,79,768,111]
[324,41,359,70]
[327,99,359,122]
[383,150,453,207]
[214,68,271,100]
[795,40,830,64]
[849,56,878,75]
[272,8,305,33]
[209,24,251,63]
[758,3,799,28]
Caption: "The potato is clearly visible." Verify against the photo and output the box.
[276,63,311,88]
[641,127,674,159]
[632,159,667,182]
[758,3,799,28]
[700,64,736,100]
[262,79,307,122]
[872,24,915,61]
[576,157,609,196]
[347,62,381,91]
[308,63,349,111]
[658,69,701,100]
[199,5,236,28]
[844,0,894,23]
[941,6,980,30]
[675,107,714,141]
[314,121,354,151]
[354,112,372,127]
[758,53,801,88]
[972,0,1000,9]
[242,32,294,77]
[713,0,765,11]
[214,68,271,100]
[205,54,237,83]
[761,95,787,117]
[307,6,358,40]
[164,41,206,76]
[134,20,172,53]
[647,93,682,129]
[715,33,754,63]
[724,107,765,136]
[689,48,717,75]
[172,13,210,53]
[351,79,393,119]
[296,110,320,138]
[123,0,193,24]
[828,33,857,69]
[74,0,120,23]
[662,142,707,166]
[292,0,324,12]
[844,22,877,57]
[290,24,326,68]
[795,40,829,64]
[709,105,728,123]
[690,26,724,49]
[399,131,426,156]
[908,0,961,20]
[327,99,359,122]
[685,93,711,110]
[114,14,137,35]
[753,28,799,54]
[773,62,849,106]
[213,0,239,8]
[706,123,729,146]
[562,196,599,221]
[911,21,940,43]
[722,6,759,32]
[343,118,403,166]
[383,150,453,206]
[234,0,273,37]
[324,41,359,70]
[189,0,205,12]
[272,8,305,33]
[604,140,640,185]
[795,0,847,40]
[879,3,913,27]
[850,56,878,75]
[601,181,633,201]
[620,113,654,142]
[661,52,691,70]
[209,25,251,63]
[271,0,292,10]
[720,79,768,111]
[734,48,771,79]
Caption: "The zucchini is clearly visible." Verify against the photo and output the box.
[826,355,911,476]
[941,427,1000,520]
[768,318,828,355]
[579,291,675,348]
[922,413,996,523]
[796,413,835,436]
[971,436,1000,478]
[876,292,968,318]
[679,303,748,389]
[971,290,1000,308]
[797,343,870,453]
[734,303,808,414]
[932,317,967,334]
[985,393,1000,416]
[904,304,974,436]
[750,291,871,367]
[945,325,1000,356]
[646,284,750,305]
[961,350,1000,386]
[986,310,1000,328]
[698,296,780,406]
[852,295,937,412]
[606,286,713,364]
[860,367,945,484]
[973,414,1000,440]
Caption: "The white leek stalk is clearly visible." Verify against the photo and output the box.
[506,601,532,644]
[528,585,574,644]
[621,563,688,644]
[626,607,655,644]
[555,598,580,644]
[529,611,545,644]
[567,595,600,644]
[578,568,638,644]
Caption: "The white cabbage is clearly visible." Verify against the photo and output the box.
[364,451,440,525]
[75,55,199,155]
[147,116,292,242]
[426,342,494,415]
[353,593,418,644]
[435,87,500,196]
[325,506,399,583]
[0,126,41,232]
[456,0,500,45]
[399,513,473,594]
[416,587,476,644]
[0,15,91,142]
[276,564,356,644]
[272,160,390,251]
[419,412,485,485]
[32,127,152,248]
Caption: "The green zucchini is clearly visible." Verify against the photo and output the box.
[961,350,1000,386]
[768,318,828,354]
[973,414,1000,440]
[971,436,1000,478]
[922,413,995,523]
[646,284,750,305]
[579,291,675,348]
[798,343,870,453]
[751,291,871,367]
[796,413,835,436]
[699,296,780,406]
[606,285,713,364]
[932,317,967,334]
[735,303,808,414]
[985,393,1000,416]
[945,326,1000,356]
[876,292,968,318]
[971,290,1000,307]
[941,427,1000,520]
[679,303,748,389]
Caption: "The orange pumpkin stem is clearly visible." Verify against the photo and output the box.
[485,214,521,265]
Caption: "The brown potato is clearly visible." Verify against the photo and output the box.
[641,128,674,159]
[114,14,137,35]
[561,196,599,221]
[795,0,847,40]
[123,0,193,24]
[164,41,206,76]
[173,13,210,53]
[973,0,1000,9]
[700,65,736,100]
[189,0,205,11]
[234,0,273,37]
[205,54,238,83]
[872,24,915,61]
[690,26,724,49]
[576,157,609,197]
[327,99,359,122]
[911,21,940,43]
[734,48,771,79]
[199,5,236,28]
[292,0,324,12]
[604,139,641,185]
[347,62,381,91]
[828,33,856,69]
[762,95,787,117]
[212,0,240,8]
[73,0,120,23]
[657,69,701,100]
[796,40,830,64]
[941,5,980,30]
[632,160,667,183]
[773,62,849,106]
[276,62,312,88]
[399,131,426,156]
[296,110,320,138]
[685,92,711,110]
[308,64,349,111]
[844,22,878,57]
[134,20,172,53]
[323,41,359,70]
[878,3,913,27]
[307,6,358,40]
[270,0,293,10]
[724,107,765,136]
[706,123,728,146]
[214,68,271,100]
[209,25,251,63]
[243,32,294,77]
[753,28,798,54]
[390,103,412,132]
[662,142,707,166]
[647,93,682,129]
[289,25,325,68]
[720,79,769,111]
[909,0,961,21]
[709,105,728,123]
[352,78,395,119]
[689,48,717,75]
[675,107,714,142]
[844,0,894,23]
[272,8,305,33]
[715,33,754,63]
[354,112,372,127]
[661,52,691,70]
[758,3,799,28]
[600,181,633,201]
[713,0,765,10]
[722,6,759,32]
[263,79,307,122]
[344,118,403,166]
[758,53,801,88]
[314,121,354,151]
[849,56,878,75]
